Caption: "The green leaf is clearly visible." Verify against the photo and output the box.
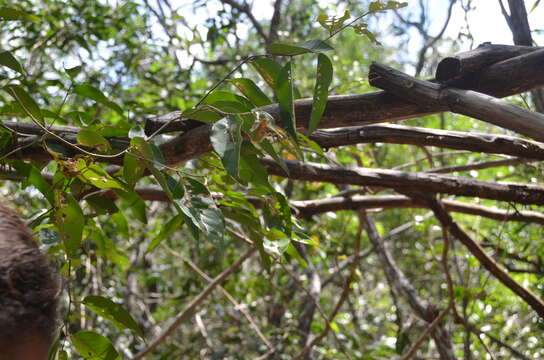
[11,161,54,204]
[115,190,147,224]
[57,195,85,257]
[202,90,254,110]
[175,195,225,247]
[239,142,272,190]
[210,115,243,179]
[0,51,24,75]
[164,172,184,198]
[71,331,120,360]
[83,296,143,337]
[73,83,123,115]
[275,61,297,140]
[4,84,43,123]
[230,78,272,107]
[285,242,308,267]
[66,110,94,125]
[251,58,283,89]
[77,128,111,152]
[0,7,40,21]
[131,137,165,169]
[146,215,184,254]
[85,195,118,215]
[369,1,408,12]
[75,160,125,190]
[268,39,334,56]
[317,9,350,34]
[353,25,381,45]
[309,53,333,133]
[259,139,289,175]
[65,65,83,79]
[182,107,222,123]
[123,151,146,189]
[174,179,225,246]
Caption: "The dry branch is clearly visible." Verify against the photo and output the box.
[435,44,539,82]
[145,46,544,136]
[262,158,544,206]
[370,62,544,142]
[363,212,456,360]
[423,196,544,318]
[5,50,544,167]
[293,195,544,224]
[310,124,544,160]
[152,48,544,165]
[130,246,257,360]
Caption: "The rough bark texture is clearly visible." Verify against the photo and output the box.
[435,44,539,82]
[262,158,544,206]
[370,61,544,142]
[310,124,544,160]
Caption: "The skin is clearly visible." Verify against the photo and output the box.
[0,330,51,360]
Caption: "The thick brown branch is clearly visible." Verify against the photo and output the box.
[370,61,544,142]
[262,158,544,206]
[310,124,544,160]
[436,44,539,82]
[145,47,544,136]
[147,48,544,165]
[423,195,544,318]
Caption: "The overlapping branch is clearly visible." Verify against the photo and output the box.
[262,158,544,206]
[422,195,544,318]
[369,61,544,142]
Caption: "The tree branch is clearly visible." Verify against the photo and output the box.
[369,61,544,142]
[310,124,544,160]
[130,246,257,360]
[436,44,539,82]
[363,211,457,360]
[293,195,544,224]
[422,195,544,318]
[262,157,544,206]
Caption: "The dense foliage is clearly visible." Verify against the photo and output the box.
[0,0,543,359]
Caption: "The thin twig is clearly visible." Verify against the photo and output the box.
[6,87,127,159]
[400,304,453,360]
[130,246,257,360]
[292,215,363,359]
[167,247,275,352]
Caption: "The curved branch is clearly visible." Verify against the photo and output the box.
[423,195,544,318]
[370,61,544,142]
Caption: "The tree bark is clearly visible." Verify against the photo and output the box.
[262,157,544,206]
[370,61,544,142]
[423,195,544,318]
[435,44,539,82]
[310,124,544,160]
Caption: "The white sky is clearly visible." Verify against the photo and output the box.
[427,0,543,49]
